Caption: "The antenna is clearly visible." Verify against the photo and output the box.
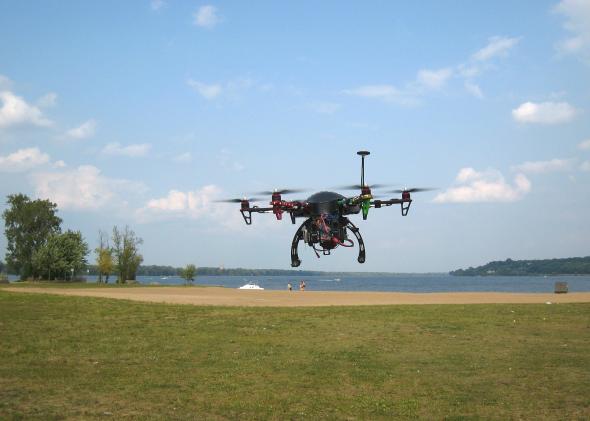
[357,150,370,187]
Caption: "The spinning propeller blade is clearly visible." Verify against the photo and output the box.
[390,187,437,193]
[254,188,307,196]
[336,183,393,190]
[214,197,261,203]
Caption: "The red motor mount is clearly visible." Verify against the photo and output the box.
[271,192,283,220]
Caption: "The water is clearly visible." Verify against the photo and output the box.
[8,274,589,293]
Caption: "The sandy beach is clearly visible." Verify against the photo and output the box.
[3,286,590,307]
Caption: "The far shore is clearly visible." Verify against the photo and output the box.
[3,286,590,307]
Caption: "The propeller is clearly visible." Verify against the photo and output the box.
[336,183,393,190]
[254,188,307,196]
[214,197,261,203]
[389,187,437,193]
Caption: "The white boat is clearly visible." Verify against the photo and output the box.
[238,282,264,290]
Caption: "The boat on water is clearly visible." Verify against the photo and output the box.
[238,282,264,290]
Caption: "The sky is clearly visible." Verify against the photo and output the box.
[1,0,589,273]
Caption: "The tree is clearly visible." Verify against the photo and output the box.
[57,230,89,279]
[96,248,113,284]
[2,194,62,279]
[182,264,197,285]
[112,226,143,284]
[95,230,113,283]
[31,235,61,280]
[0,260,4,274]
[32,230,89,281]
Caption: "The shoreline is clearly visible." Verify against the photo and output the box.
[3,286,590,307]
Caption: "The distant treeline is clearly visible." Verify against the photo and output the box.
[450,256,590,276]
[85,265,328,277]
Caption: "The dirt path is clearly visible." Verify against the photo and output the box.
[3,286,590,307]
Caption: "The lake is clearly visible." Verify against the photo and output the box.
[10,274,588,293]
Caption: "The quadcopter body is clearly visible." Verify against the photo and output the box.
[220,151,432,267]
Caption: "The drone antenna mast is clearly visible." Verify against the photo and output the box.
[357,150,370,187]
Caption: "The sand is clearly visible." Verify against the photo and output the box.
[3,286,590,307]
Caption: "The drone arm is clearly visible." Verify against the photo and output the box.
[281,202,309,224]
[371,198,412,216]
[240,206,274,225]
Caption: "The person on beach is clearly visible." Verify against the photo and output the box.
[288,283,292,291]
[301,280,306,291]
[299,281,303,291]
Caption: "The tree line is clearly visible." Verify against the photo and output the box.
[1,194,158,283]
[450,256,590,276]
[84,265,328,277]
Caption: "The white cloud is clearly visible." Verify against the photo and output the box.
[451,35,521,100]
[53,160,66,168]
[0,74,13,90]
[457,64,481,79]
[102,142,151,157]
[343,84,399,99]
[511,158,575,174]
[345,35,519,106]
[578,139,590,150]
[65,119,97,140]
[37,92,57,108]
[464,80,484,99]
[343,69,451,104]
[472,36,521,61]
[434,167,531,203]
[580,161,590,171]
[138,185,221,220]
[554,0,590,58]
[512,101,577,124]
[187,79,222,100]
[342,85,419,106]
[150,0,166,11]
[0,91,53,128]
[187,77,273,102]
[174,152,192,163]
[0,147,50,172]
[32,165,145,210]
[309,102,341,114]
[194,5,220,28]
[417,68,453,90]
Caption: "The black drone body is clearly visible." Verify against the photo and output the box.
[218,151,433,267]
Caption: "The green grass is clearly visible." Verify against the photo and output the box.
[0,291,589,420]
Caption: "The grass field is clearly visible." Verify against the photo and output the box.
[0,289,589,420]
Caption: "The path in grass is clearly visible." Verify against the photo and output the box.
[1,291,589,420]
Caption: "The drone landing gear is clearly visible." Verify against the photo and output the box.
[290,218,366,267]
[401,200,412,216]
[346,219,366,264]
[240,209,252,225]
[290,221,306,267]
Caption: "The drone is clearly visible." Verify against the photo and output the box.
[217,151,434,267]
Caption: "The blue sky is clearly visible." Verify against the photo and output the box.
[1,1,589,272]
